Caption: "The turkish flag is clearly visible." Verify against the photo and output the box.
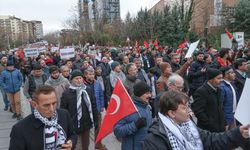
[143,41,149,49]
[95,79,137,143]
[178,41,188,49]
[153,38,158,47]
[226,30,234,40]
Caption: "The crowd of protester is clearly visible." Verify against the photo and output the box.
[1,43,250,150]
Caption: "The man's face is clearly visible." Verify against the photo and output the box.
[171,55,180,64]
[85,72,95,82]
[168,80,184,92]
[123,56,129,64]
[33,69,43,77]
[32,92,57,118]
[51,70,60,79]
[72,76,83,86]
[225,71,236,81]
[1,56,7,64]
[62,69,70,78]
[40,60,46,67]
[170,101,191,124]
[210,74,223,87]
[156,57,163,65]
[102,57,108,63]
[239,62,248,72]
[66,61,73,68]
[134,60,141,69]
[95,68,102,76]
[197,54,204,61]
[128,65,138,76]
[163,66,172,76]
[140,92,151,103]
[114,65,122,73]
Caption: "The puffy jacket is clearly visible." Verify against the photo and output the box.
[114,97,152,150]
[219,81,238,125]
[0,69,22,93]
[142,120,247,150]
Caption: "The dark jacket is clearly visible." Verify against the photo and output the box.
[234,70,246,99]
[188,60,206,90]
[9,109,77,150]
[114,97,152,150]
[60,86,98,134]
[142,120,247,150]
[192,82,225,132]
[99,62,111,77]
[27,74,47,97]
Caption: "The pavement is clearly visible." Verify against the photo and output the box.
[0,88,121,150]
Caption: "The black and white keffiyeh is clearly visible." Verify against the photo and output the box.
[34,109,66,150]
[158,112,203,150]
[69,83,94,128]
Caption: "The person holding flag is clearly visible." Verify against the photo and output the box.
[113,81,152,150]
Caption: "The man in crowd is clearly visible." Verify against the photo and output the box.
[0,55,9,111]
[220,66,237,130]
[192,68,225,132]
[60,65,70,80]
[23,63,48,111]
[83,68,106,150]
[114,81,152,150]
[110,61,126,88]
[0,56,23,120]
[45,65,70,107]
[9,85,76,150]
[142,90,250,149]
[133,58,150,85]
[61,70,98,150]
[124,63,140,97]
[234,58,248,99]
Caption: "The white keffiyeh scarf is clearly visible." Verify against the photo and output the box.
[158,112,203,150]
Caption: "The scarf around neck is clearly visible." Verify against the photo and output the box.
[158,112,203,150]
[34,109,66,150]
[69,83,94,128]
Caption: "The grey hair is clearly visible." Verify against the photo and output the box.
[167,73,184,86]
[60,65,69,71]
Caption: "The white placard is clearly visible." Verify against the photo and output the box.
[60,48,75,59]
[51,47,59,52]
[23,48,38,57]
[234,32,244,49]
[221,33,232,48]
[235,78,250,124]
[185,40,200,58]
[37,47,48,53]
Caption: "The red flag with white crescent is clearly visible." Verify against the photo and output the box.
[95,79,137,143]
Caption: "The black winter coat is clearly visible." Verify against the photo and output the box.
[192,82,225,132]
[9,109,77,150]
[60,87,98,134]
[142,120,247,150]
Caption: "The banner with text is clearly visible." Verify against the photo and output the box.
[60,48,75,59]
[23,48,39,57]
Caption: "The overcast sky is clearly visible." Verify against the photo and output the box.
[0,0,159,34]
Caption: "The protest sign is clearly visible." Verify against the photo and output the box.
[221,33,232,48]
[234,32,244,49]
[37,47,48,53]
[235,78,250,124]
[185,40,200,58]
[23,48,38,57]
[51,47,59,53]
[60,48,75,59]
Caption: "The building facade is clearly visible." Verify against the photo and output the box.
[0,15,43,45]
[78,0,120,30]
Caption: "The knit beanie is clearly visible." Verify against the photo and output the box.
[133,81,151,97]
[70,69,83,80]
[111,61,120,70]
[207,68,222,80]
